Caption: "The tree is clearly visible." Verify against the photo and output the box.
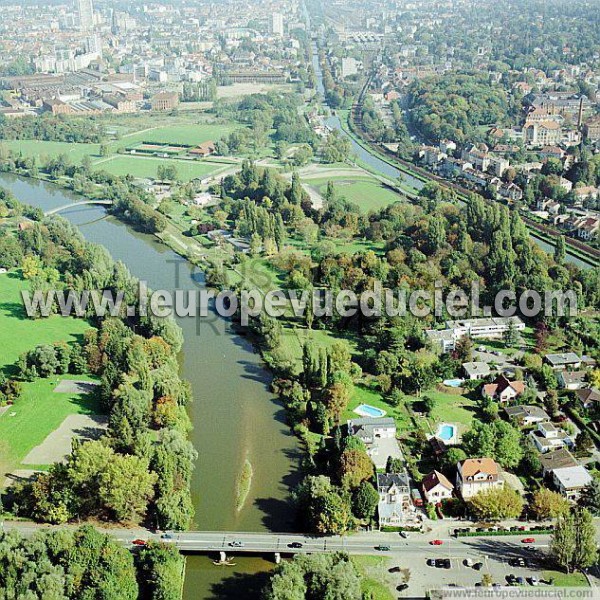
[551,512,576,572]
[263,553,361,600]
[503,320,518,347]
[338,442,373,490]
[296,476,352,534]
[530,488,570,521]
[575,430,594,456]
[572,507,598,571]
[554,235,566,265]
[439,448,467,473]
[467,485,524,520]
[579,478,600,515]
[352,481,379,521]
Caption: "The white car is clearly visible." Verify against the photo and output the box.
[530,577,539,586]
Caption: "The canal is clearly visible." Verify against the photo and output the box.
[0,173,303,599]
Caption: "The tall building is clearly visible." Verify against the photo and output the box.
[77,0,94,31]
[271,12,284,36]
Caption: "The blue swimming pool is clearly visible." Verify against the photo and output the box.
[443,379,464,388]
[354,404,387,418]
[438,424,457,441]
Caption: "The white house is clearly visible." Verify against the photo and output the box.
[376,472,416,528]
[558,370,589,390]
[456,458,503,499]
[529,421,575,454]
[421,470,454,504]
[347,417,400,469]
[552,466,592,501]
[504,405,550,427]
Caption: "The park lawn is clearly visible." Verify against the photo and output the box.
[343,383,413,434]
[542,571,589,587]
[0,139,101,163]
[93,155,226,181]
[421,390,478,433]
[351,556,395,600]
[0,272,92,376]
[308,176,402,212]
[0,374,100,473]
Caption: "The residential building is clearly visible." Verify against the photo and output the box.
[271,12,284,36]
[422,470,454,504]
[584,116,600,142]
[529,421,575,454]
[77,0,94,31]
[540,448,579,476]
[446,317,525,340]
[504,405,550,427]
[544,353,582,370]
[558,370,589,390]
[524,121,562,147]
[482,375,526,404]
[551,465,592,501]
[376,472,415,527]
[462,362,491,381]
[347,417,400,469]
[456,458,503,499]
[575,388,600,410]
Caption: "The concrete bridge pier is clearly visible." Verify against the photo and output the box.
[219,551,226,562]
[274,552,281,564]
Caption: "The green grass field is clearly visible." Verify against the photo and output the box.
[351,556,396,600]
[0,140,101,163]
[0,374,100,473]
[93,155,229,181]
[419,390,478,434]
[542,571,589,587]
[0,272,99,474]
[0,272,92,376]
[112,123,236,148]
[342,383,413,434]
[307,176,403,212]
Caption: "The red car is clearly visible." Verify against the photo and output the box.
[521,538,535,544]
[132,539,147,546]
[430,539,444,546]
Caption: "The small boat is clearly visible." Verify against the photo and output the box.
[213,559,237,566]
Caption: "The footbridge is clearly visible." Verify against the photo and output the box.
[44,200,113,216]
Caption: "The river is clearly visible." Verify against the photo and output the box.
[0,173,303,599]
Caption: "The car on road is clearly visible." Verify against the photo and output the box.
[521,537,535,544]
[430,539,443,545]
[376,545,390,551]
[473,562,484,571]
[229,541,244,547]
[161,533,173,540]
[288,542,303,548]
[132,539,147,546]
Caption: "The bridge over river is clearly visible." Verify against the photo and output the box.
[44,200,113,216]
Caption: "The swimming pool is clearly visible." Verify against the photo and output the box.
[435,422,458,444]
[443,378,464,388]
[354,404,387,418]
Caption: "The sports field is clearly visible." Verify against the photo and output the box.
[93,155,230,181]
[0,139,101,162]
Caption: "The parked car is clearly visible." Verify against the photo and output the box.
[516,576,525,585]
[427,559,436,567]
[464,559,474,567]
[435,559,450,569]
[399,530,409,539]
[506,574,516,585]
[430,539,443,545]
[389,566,402,573]
[521,537,535,544]
[396,584,409,591]
[132,539,147,546]
[529,577,539,586]
[473,562,484,571]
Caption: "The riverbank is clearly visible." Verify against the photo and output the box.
[0,172,304,600]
